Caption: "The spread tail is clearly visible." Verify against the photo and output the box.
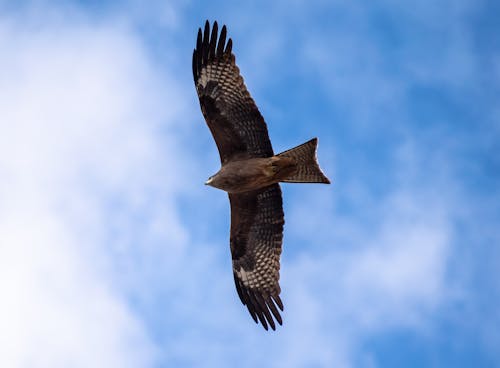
[277,138,330,184]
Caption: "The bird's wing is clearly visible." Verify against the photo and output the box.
[229,184,284,330]
[193,21,274,163]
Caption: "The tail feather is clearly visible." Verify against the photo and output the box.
[277,138,330,184]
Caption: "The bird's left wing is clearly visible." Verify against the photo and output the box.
[192,21,274,163]
[229,184,284,330]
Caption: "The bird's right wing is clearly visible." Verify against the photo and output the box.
[192,21,274,163]
[229,184,284,330]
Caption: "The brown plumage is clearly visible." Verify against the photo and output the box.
[193,20,330,331]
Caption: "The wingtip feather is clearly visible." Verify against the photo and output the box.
[272,294,284,311]
[225,38,232,54]
[209,21,218,60]
[217,25,227,57]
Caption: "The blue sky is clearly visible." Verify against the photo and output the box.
[0,0,499,367]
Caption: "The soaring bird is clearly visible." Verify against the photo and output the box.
[192,21,330,330]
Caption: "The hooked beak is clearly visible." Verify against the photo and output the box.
[205,177,213,186]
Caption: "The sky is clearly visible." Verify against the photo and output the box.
[0,0,499,367]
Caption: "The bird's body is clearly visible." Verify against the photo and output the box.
[193,21,330,330]
[206,156,296,193]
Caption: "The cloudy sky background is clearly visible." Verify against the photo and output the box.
[1,0,499,367]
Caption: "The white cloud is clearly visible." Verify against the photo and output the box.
[0,9,190,367]
[0,212,157,368]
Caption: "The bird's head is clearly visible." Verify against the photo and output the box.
[205,175,215,186]
[205,170,230,191]
[205,171,224,189]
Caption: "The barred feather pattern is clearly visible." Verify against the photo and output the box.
[193,20,274,163]
[278,138,331,183]
[229,184,284,330]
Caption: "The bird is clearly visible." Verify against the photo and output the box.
[192,20,330,330]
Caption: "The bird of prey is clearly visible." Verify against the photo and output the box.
[192,20,330,330]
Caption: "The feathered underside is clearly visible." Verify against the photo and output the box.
[192,20,274,163]
[229,184,284,330]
